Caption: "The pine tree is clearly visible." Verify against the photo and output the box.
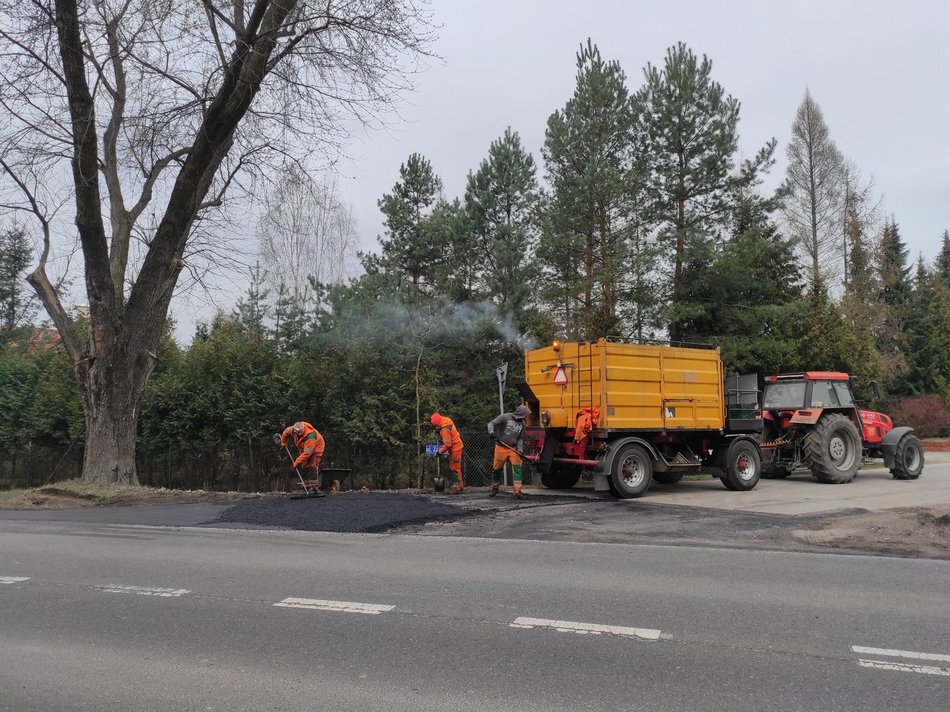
[783,91,845,291]
[637,42,744,341]
[541,40,645,339]
[464,128,540,322]
[373,153,445,297]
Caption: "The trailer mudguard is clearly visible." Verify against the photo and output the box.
[881,426,914,468]
[601,436,663,474]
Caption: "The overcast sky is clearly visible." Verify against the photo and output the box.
[174,0,949,337]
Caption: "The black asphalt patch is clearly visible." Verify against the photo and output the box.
[214,491,488,533]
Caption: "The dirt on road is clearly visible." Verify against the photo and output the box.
[2,480,948,560]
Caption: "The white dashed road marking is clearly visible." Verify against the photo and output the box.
[99,584,190,597]
[510,616,664,640]
[0,576,29,585]
[852,645,950,677]
[274,597,395,615]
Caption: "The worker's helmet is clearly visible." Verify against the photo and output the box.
[430,412,441,426]
[292,421,305,434]
[513,405,531,419]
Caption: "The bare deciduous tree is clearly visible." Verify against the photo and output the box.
[257,163,357,301]
[0,0,434,484]
[783,90,845,291]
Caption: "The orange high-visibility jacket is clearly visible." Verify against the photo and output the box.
[280,422,326,469]
[573,407,600,442]
[436,415,463,454]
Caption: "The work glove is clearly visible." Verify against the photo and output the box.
[487,425,493,435]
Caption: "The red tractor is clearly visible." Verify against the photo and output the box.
[759,371,925,483]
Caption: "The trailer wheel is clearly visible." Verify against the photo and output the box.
[610,443,653,498]
[721,439,761,491]
[541,464,582,490]
[652,472,684,484]
[890,434,924,480]
[805,413,861,484]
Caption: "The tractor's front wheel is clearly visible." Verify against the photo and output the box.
[891,434,925,480]
[805,414,862,484]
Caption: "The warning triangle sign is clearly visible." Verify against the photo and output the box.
[553,366,568,385]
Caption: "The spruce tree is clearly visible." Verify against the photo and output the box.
[902,257,950,397]
[233,262,271,340]
[936,229,950,288]
[875,219,913,391]
[0,225,35,332]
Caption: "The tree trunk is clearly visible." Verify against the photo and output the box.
[80,361,143,485]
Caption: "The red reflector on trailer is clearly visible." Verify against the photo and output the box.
[553,366,568,385]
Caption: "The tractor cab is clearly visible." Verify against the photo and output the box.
[761,371,856,412]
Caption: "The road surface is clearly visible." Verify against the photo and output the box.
[1,520,947,711]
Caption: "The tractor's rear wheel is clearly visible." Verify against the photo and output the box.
[891,434,924,480]
[805,414,862,484]
[541,463,582,490]
[721,439,761,491]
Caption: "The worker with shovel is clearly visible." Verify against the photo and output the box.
[280,421,326,493]
[487,404,531,498]
[430,412,465,493]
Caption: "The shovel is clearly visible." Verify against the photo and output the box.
[285,446,325,498]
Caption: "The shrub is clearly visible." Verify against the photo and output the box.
[883,395,950,438]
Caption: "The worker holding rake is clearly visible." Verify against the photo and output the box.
[488,404,531,498]
[280,421,326,491]
[430,412,465,493]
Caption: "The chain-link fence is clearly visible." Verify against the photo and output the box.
[2,429,535,493]
[420,428,534,488]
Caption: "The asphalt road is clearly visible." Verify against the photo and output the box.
[2,455,946,558]
[1,521,948,711]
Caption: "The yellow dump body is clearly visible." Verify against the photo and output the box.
[524,339,726,431]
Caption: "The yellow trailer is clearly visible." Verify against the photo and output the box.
[518,339,763,498]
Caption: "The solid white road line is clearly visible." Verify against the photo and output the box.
[274,597,395,615]
[851,645,950,664]
[0,576,29,585]
[510,616,663,640]
[852,645,950,677]
[99,584,190,597]
[857,660,950,677]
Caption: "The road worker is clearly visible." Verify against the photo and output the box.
[280,421,326,489]
[487,404,531,497]
[430,412,464,493]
